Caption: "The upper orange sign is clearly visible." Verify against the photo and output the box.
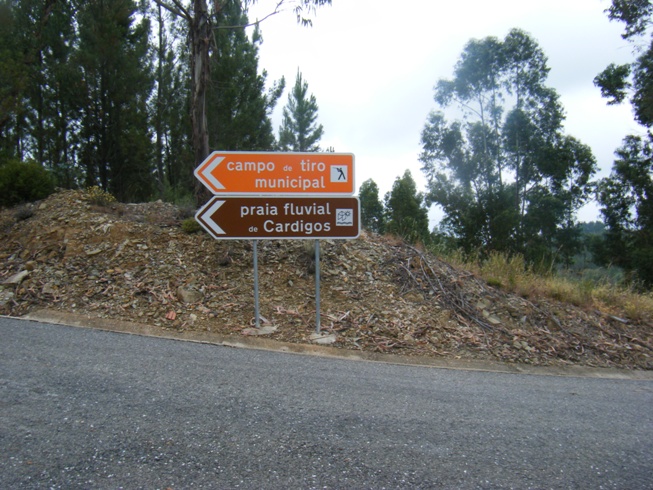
[194,151,355,195]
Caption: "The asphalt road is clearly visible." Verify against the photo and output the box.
[1,317,652,489]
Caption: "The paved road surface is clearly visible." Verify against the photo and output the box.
[1,317,652,489]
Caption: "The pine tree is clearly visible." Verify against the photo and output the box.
[384,170,430,244]
[358,179,385,234]
[209,1,283,152]
[152,0,332,204]
[150,3,194,200]
[278,70,324,152]
[1,0,83,186]
[0,0,29,162]
[75,0,154,202]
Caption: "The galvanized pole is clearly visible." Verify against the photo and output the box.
[315,239,321,333]
[253,239,260,328]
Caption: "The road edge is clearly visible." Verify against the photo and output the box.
[11,309,653,380]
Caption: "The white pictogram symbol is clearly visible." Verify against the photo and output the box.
[336,209,354,226]
[331,165,348,182]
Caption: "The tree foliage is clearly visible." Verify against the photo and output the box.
[420,28,596,265]
[384,170,430,244]
[151,2,193,198]
[358,178,385,234]
[278,70,324,151]
[152,0,331,203]
[594,1,653,287]
[596,135,653,286]
[76,0,154,202]
[210,2,284,152]
[0,159,54,207]
[0,0,325,204]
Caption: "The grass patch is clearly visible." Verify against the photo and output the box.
[435,248,653,323]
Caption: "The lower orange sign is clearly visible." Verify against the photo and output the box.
[196,197,360,240]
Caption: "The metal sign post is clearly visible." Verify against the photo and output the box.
[315,239,321,333]
[253,240,260,328]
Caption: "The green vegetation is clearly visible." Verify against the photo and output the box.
[278,70,324,152]
[0,0,329,204]
[84,186,117,207]
[592,1,653,288]
[439,248,653,323]
[359,179,385,234]
[181,217,202,234]
[419,28,595,266]
[358,1,653,298]
[0,160,55,207]
[383,170,430,245]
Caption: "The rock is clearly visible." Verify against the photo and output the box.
[242,325,278,336]
[0,288,14,307]
[309,332,337,345]
[481,309,502,325]
[486,313,503,325]
[3,270,29,285]
[85,247,105,256]
[42,282,58,295]
[403,292,423,303]
[176,286,203,303]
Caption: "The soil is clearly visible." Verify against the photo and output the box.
[1,189,651,371]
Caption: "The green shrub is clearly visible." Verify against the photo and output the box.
[0,160,55,207]
[85,186,117,206]
[181,217,202,234]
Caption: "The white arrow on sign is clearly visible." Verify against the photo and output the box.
[194,155,225,191]
[195,199,225,236]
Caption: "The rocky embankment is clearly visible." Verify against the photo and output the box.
[1,190,651,371]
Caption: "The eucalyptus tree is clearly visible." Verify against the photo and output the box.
[151,0,332,202]
[420,28,596,265]
[278,70,323,151]
[593,0,653,287]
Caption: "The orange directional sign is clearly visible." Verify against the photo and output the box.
[196,196,360,240]
[194,151,355,195]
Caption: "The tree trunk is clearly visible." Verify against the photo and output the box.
[155,3,165,198]
[190,0,211,203]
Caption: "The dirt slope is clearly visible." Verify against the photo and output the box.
[1,190,651,370]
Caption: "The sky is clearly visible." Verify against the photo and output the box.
[246,0,640,224]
